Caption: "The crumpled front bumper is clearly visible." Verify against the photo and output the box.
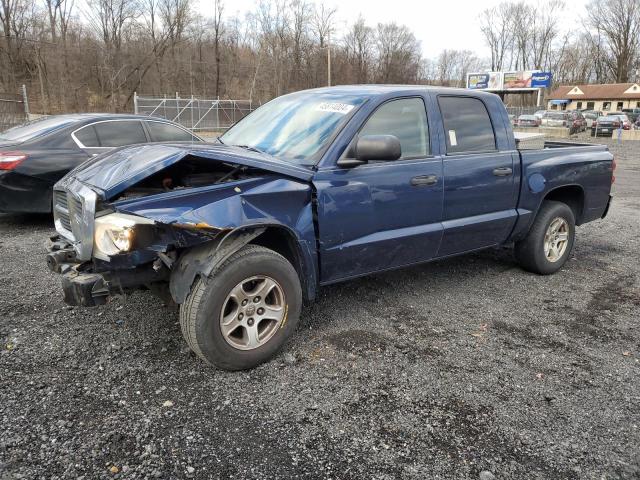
[60,266,111,307]
[46,235,169,307]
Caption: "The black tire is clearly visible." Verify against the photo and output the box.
[180,244,302,370]
[515,200,576,275]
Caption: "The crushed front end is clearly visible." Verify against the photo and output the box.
[47,177,226,307]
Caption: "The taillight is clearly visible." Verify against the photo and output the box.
[612,158,617,184]
[0,152,27,170]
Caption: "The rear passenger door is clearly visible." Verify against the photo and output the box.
[435,95,518,257]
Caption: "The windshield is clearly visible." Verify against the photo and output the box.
[220,92,366,164]
[0,116,77,142]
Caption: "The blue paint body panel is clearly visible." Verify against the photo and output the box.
[63,85,614,300]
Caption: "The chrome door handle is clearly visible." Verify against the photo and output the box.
[493,167,513,177]
[410,175,438,186]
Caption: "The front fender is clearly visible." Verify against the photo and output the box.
[169,227,265,304]
[110,176,318,303]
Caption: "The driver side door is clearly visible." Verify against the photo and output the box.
[313,96,444,284]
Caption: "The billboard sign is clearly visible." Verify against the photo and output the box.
[531,71,552,88]
[467,72,503,91]
[503,71,535,89]
[468,70,552,90]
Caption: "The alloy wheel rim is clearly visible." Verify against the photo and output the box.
[544,217,569,263]
[219,275,286,351]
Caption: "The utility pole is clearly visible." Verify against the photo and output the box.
[327,30,331,87]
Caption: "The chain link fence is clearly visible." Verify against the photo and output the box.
[0,86,29,132]
[133,94,258,133]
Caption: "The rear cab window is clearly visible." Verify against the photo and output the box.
[438,96,496,154]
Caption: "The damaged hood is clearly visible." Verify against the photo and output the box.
[68,143,314,199]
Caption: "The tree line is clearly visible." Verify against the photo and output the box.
[0,0,638,114]
[479,0,640,86]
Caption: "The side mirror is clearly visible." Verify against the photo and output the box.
[336,134,402,168]
[356,135,401,162]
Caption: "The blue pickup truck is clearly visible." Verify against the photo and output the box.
[47,86,615,370]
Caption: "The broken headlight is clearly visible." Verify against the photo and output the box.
[94,213,155,258]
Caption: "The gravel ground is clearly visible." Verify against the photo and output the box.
[1,137,639,480]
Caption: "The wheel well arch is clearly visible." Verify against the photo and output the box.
[169,222,318,305]
[542,185,585,225]
[250,225,315,301]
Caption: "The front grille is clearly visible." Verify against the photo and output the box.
[52,180,97,260]
[68,195,82,222]
[53,190,72,233]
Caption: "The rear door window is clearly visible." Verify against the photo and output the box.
[359,97,429,158]
[146,121,198,142]
[73,125,100,147]
[438,96,496,154]
[94,121,147,147]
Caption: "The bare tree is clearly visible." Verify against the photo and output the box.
[86,0,139,52]
[343,16,372,83]
[587,0,640,82]
[529,0,564,70]
[212,0,224,97]
[479,2,514,71]
[375,22,421,83]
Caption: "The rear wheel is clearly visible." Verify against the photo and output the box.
[515,200,575,275]
[180,244,302,370]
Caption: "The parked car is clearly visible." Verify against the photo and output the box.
[591,115,631,136]
[621,108,640,123]
[583,110,603,128]
[516,114,540,127]
[46,86,615,370]
[534,110,546,120]
[0,114,203,213]
[541,111,585,133]
[540,111,569,127]
[607,113,633,130]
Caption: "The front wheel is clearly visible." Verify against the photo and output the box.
[515,200,576,275]
[180,244,302,370]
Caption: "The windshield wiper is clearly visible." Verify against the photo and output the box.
[233,144,265,154]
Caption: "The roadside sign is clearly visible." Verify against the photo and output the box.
[467,70,552,91]
[467,72,503,91]
[531,72,552,88]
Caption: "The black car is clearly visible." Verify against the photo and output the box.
[0,114,203,213]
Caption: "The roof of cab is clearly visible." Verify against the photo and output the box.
[295,84,498,98]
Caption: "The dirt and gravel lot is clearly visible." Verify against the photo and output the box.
[1,136,639,480]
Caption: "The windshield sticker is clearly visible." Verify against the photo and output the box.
[448,130,458,147]
[316,102,355,114]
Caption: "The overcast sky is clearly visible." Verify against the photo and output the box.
[197,0,590,60]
